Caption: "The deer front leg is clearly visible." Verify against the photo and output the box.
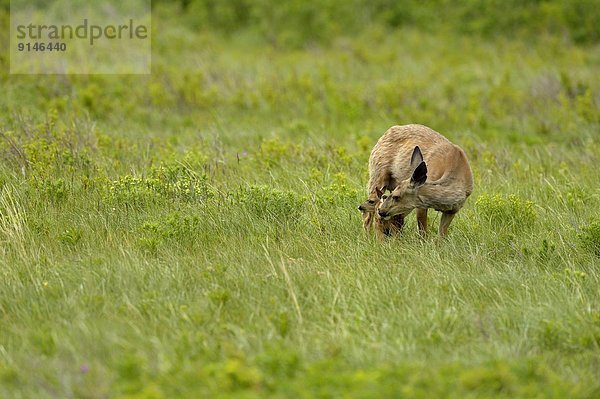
[416,208,428,238]
[374,217,388,240]
[362,211,374,232]
[370,173,390,195]
[392,214,405,235]
[374,214,404,241]
[439,211,457,237]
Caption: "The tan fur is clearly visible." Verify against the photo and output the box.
[360,193,404,239]
[361,124,473,237]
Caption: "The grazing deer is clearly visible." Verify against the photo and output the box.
[360,124,473,237]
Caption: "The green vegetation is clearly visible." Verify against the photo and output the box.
[1,2,599,398]
[151,0,600,45]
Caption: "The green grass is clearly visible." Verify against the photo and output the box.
[1,9,599,399]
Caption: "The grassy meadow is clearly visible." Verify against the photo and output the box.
[1,2,600,398]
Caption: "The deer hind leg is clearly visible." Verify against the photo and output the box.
[439,211,457,237]
[416,208,428,238]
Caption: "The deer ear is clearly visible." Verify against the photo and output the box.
[375,187,384,198]
[411,161,427,187]
[410,146,423,169]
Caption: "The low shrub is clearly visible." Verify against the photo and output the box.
[234,185,306,225]
[475,193,537,231]
[578,219,600,257]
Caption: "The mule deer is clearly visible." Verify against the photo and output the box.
[360,124,473,237]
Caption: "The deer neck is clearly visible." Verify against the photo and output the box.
[415,181,459,211]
